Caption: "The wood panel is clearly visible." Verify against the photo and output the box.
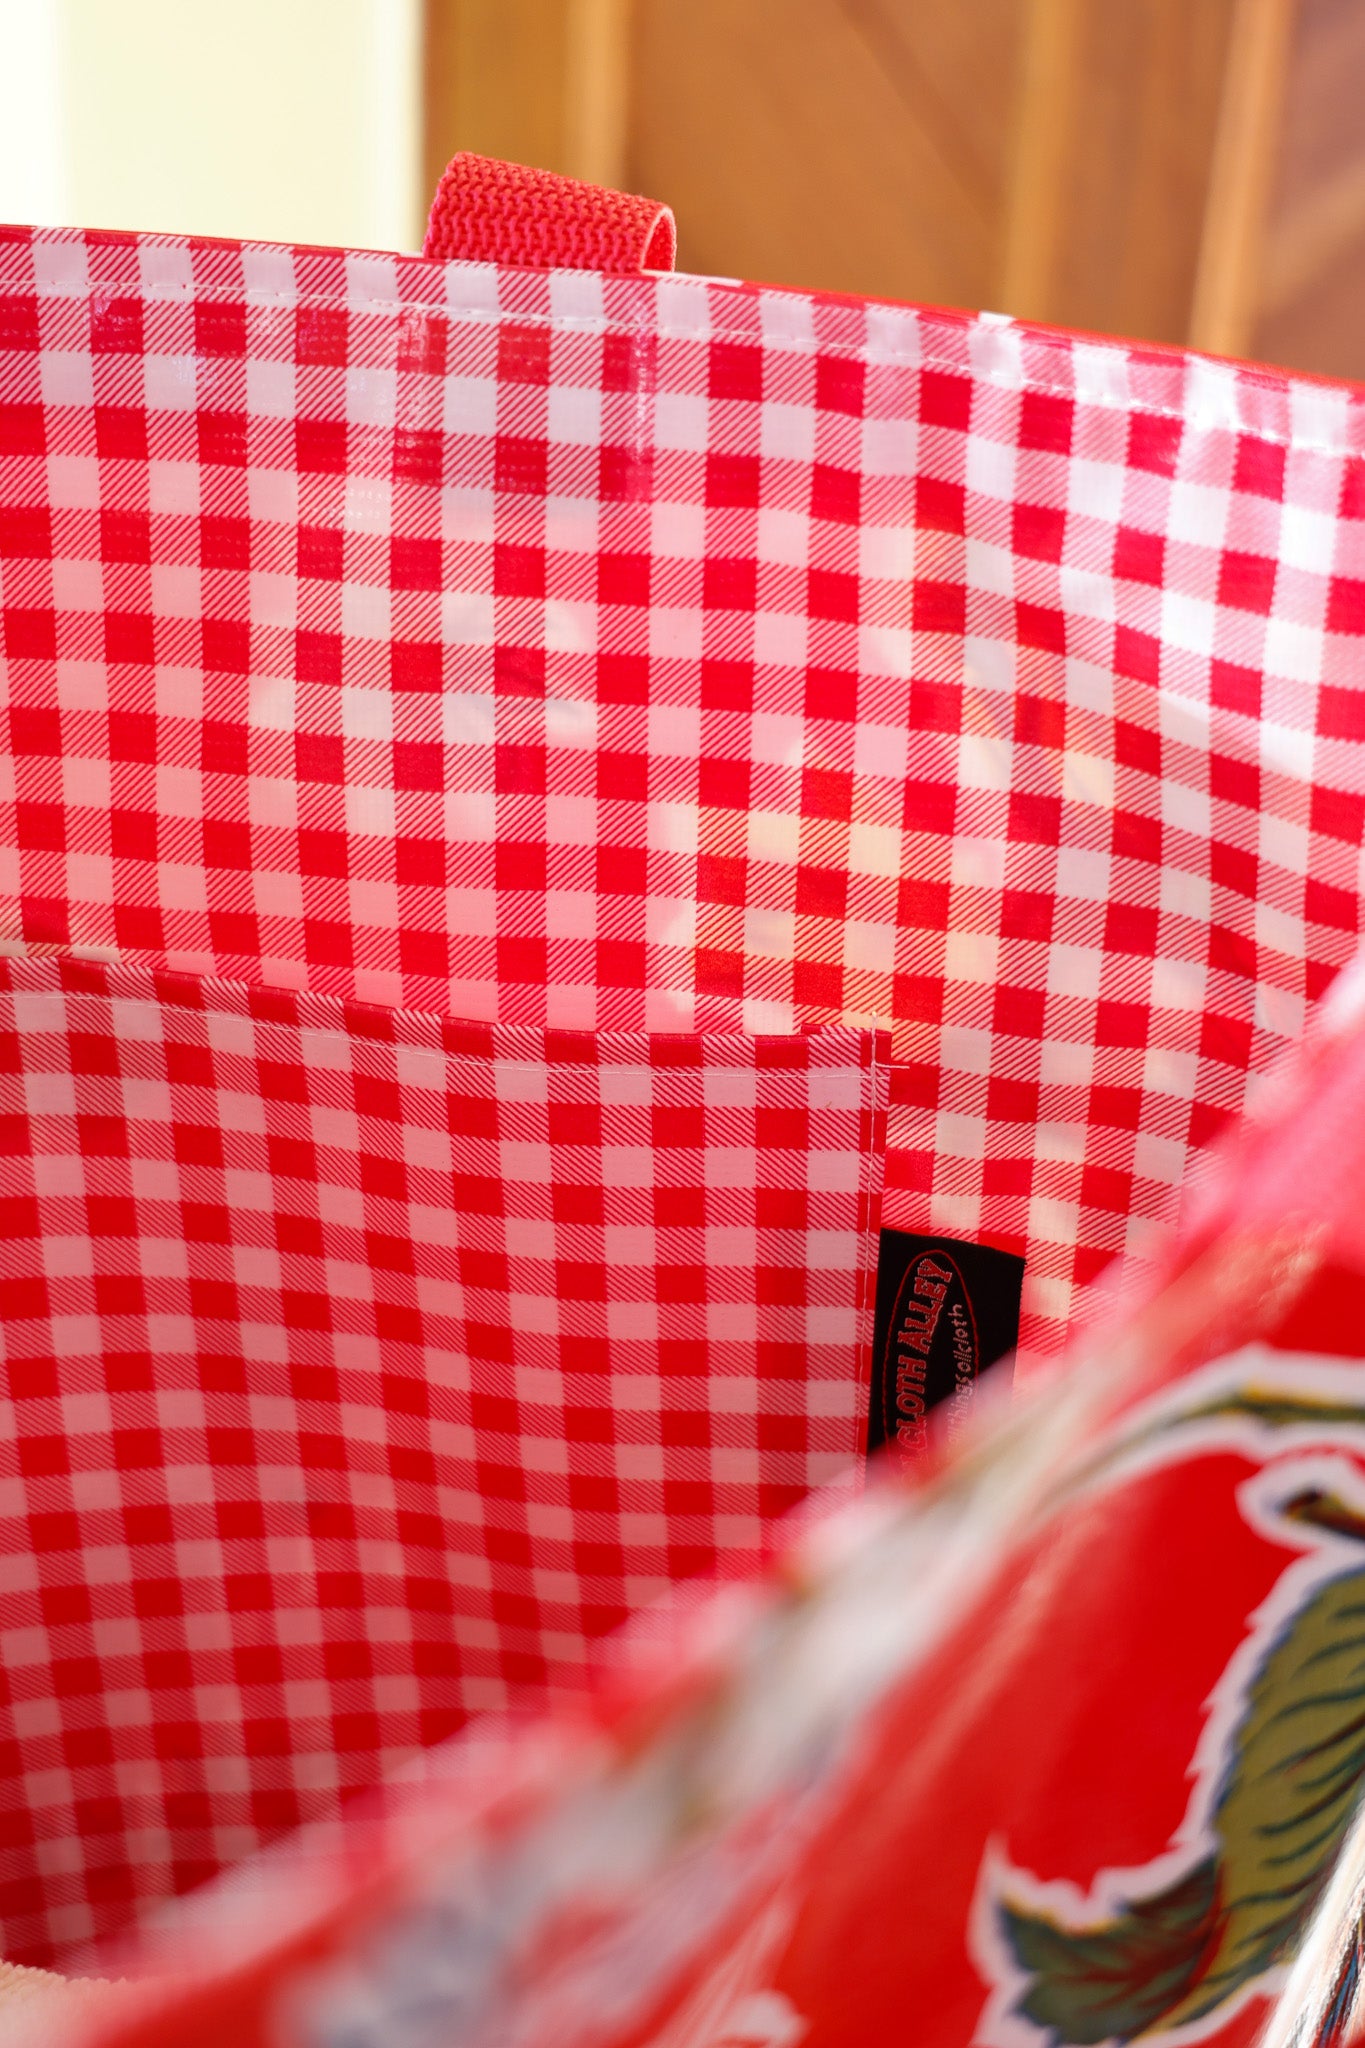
[629,0,1022,310]
[630,0,1250,346]
[1254,0,1365,379]
[1189,0,1295,356]
[1003,0,1241,344]
[422,0,630,207]
[421,0,1365,385]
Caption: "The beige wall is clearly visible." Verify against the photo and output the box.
[0,0,422,251]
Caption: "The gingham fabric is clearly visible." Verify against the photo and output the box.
[0,950,884,1963]
[2,226,1363,1386]
[4,215,1365,1968]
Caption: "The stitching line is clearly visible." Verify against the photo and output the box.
[3,277,1360,462]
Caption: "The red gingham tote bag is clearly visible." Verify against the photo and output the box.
[2,153,1365,2043]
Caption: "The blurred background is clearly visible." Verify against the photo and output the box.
[0,0,1360,381]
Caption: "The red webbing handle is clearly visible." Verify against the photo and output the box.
[423,153,676,273]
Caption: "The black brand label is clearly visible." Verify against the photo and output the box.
[867,1231,1024,1461]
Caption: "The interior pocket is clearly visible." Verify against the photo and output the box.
[0,952,886,1963]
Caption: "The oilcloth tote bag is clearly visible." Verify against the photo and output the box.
[0,148,1364,2042]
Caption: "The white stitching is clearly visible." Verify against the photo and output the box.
[5,274,1359,462]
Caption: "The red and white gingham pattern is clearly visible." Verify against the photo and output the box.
[6,215,1365,1966]
[0,950,884,1962]
[3,227,1365,1384]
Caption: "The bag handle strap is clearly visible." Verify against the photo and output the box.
[423,153,676,273]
